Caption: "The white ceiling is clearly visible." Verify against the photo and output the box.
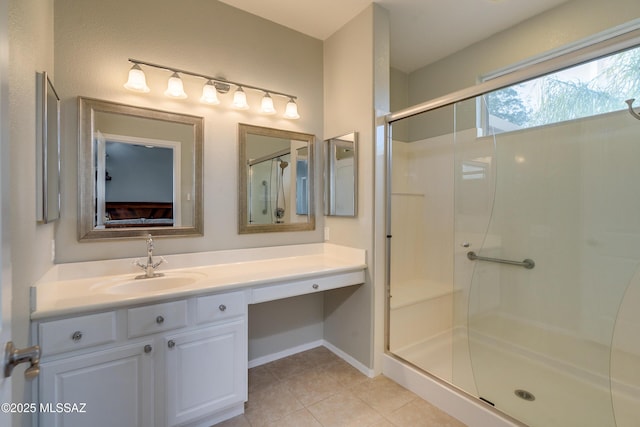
[219,0,569,73]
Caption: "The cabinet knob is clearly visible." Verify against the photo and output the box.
[156,315,165,325]
[71,331,83,342]
[144,345,152,354]
[218,304,227,312]
[312,284,319,290]
[167,340,175,349]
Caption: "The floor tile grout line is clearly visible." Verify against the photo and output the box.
[238,346,467,427]
[253,350,354,426]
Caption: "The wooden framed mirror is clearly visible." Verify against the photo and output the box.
[78,97,204,240]
[238,123,315,233]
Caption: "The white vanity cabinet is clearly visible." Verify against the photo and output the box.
[165,292,247,427]
[34,290,248,427]
[165,319,246,426]
[39,340,155,427]
[32,245,367,427]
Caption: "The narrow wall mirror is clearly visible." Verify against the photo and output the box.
[238,123,315,233]
[78,97,204,240]
[36,71,61,223]
[324,132,357,216]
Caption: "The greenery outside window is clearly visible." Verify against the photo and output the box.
[481,43,640,135]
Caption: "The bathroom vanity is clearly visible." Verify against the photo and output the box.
[30,243,366,427]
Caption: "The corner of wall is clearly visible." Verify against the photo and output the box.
[322,3,390,373]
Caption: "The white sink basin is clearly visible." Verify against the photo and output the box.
[92,272,207,295]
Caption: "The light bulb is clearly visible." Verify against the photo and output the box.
[284,98,300,119]
[124,64,150,93]
[232,87,249,110]
[200,80,220,105]
[260,93,276,115]
[164,72,187,99]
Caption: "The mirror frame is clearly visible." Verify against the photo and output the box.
[36,71,61,224]
[78,97,204,240]
[324,131,358,217]
[238,123,315,234]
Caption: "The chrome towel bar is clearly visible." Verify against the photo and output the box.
[467,251,535,270]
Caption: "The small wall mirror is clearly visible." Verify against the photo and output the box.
[36,71,61,223]
[78,97,204,240]
[324,132,358,216]
[238,123,315,233]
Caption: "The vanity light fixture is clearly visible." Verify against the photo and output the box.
[232,86,250,110]
[124,64,150,93]
[260,92,276,115]
[200,80,220,105]
[164,72,187,99]
[124,58,300,119]
[283,98,300,120]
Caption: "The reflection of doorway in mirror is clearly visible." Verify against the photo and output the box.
[94,132,181,228]
[334,146,354,215]
[295,146,309,215]
[324,132,357,217]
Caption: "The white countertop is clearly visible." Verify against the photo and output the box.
[31,243,366,320]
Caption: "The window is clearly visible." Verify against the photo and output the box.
[482,43,640,135]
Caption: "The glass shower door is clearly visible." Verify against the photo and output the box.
[460,92,640,427]
[388,104,458,383]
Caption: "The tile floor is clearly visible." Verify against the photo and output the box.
[215,346,467,427]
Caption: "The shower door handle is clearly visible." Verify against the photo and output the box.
[467,251,535,269]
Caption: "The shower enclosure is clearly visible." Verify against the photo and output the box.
[248,154,291,224]
[386,31,640,427]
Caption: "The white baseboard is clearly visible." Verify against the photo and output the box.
[323,340,375,378]
[248,339,324,368]
[248,339,375,379]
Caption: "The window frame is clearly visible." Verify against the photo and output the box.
[477,19,640,136]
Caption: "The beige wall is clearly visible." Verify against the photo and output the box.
[51,0,327,367]
[8,0,55,425]
[405,0,640,108]
[54,0,324,263]
[323,4,389,370]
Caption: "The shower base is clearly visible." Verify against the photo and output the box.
[388,314,639,427]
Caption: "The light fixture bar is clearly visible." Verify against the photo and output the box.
[128,58,297,100]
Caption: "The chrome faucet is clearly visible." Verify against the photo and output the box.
[134,234,166,279]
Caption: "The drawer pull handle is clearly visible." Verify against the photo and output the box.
[167,340,175,349]
[219,304,227,312]
[71,331,83,342]
[312,284,319,290]
[144,344,152,354]
[156,315,165,325]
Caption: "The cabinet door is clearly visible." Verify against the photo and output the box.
[165,319,247,427]
[39,341,154,427]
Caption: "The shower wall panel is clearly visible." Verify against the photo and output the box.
[388,106,640,427]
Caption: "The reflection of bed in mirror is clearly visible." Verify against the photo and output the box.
[104,202,173,228]
[95,134,180,229]
[78,97,203,240]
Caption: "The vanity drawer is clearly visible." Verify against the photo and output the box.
[196,291,246,324]
[127,300,188,338]
[250,270,365,304]
[39,311,117,356]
